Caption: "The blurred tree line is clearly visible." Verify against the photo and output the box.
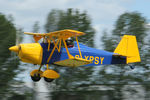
[0,13,32,99]
[99,12,150,99]
[100,12,148,84]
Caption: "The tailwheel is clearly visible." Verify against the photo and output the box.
[44,77,54,82]
[130,65,135,69]
[30,69,43,82]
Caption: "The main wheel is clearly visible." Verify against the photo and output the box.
[31,74,41,82]
[44,77,54,82]
[30,69,43,82]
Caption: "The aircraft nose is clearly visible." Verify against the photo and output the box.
[9,46,19,53]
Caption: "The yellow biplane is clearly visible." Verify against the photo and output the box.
[9,29,141,82]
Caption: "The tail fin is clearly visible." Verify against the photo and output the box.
[114,35,141,64]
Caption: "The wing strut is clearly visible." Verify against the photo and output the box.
[62,38,73,59]
[47,38,60,63]
[76,36,82,58]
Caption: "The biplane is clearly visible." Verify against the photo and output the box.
[9,29,141,82]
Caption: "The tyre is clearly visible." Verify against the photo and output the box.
[31,74,41,82]
[44,77,54,82]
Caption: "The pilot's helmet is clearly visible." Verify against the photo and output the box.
[66,38,72,41]
[66,38,73,45]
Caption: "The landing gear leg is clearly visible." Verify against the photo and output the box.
[31,74,41,82]
[38,65,42,71]
[30,65,43,82]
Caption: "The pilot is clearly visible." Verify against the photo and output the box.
[43,37,48,43]
[65,38,74,48]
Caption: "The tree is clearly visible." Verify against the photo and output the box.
[112,12,147,68]
[16,28,23,45]
[0,13,30,99]
[58,9,95,47]
[0,14,16,64]
[44,9,63,33]
[99,12,147,84]
[32,21,40,33]
[101,29,113,51]
[44,9,95,90]
[45,8,95,47]
[113,12,147,42]
[97,11,148,99]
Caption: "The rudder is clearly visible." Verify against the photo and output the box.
[114,35,141,64]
